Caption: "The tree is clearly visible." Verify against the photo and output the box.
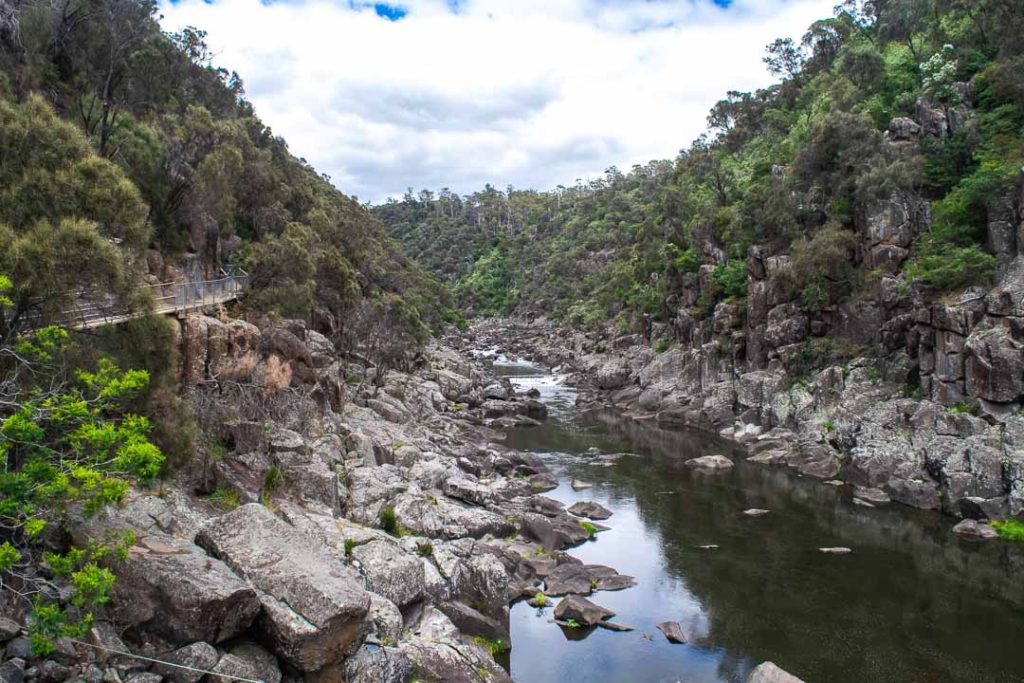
[0,303,162,652]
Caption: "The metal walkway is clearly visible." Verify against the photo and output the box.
[55,268,249,330]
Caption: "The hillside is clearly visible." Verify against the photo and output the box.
[377,0,1024,336]
[0,3,452,346]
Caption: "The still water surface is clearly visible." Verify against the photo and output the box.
[490,357,1024,683]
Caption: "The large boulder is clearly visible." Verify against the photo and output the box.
[401,608,511,683]
[553,595,614,627]
[747,661,806,683]
[196,504,370,672]
[964,327,1024,404]
[90,532,259,645]
[350,540,425,608]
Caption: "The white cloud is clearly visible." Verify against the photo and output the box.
[157,0,835,202]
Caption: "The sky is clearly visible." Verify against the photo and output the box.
[157,0,836,203]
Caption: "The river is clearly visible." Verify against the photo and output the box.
[489,356,1024,683]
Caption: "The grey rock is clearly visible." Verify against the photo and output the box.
[344,645,411,683]
[853,487,891,506]
[964,327,1023,403]
[438,601,510,646]
[0,617,20,643]
[196,504,370,672]
[442,477,491,507]
[124,674,162,683]
[747,661,806,683]
[365,592,403,646]
[598,621,634,632]
[818,547,852,554]
[554,595,614,627]
[656,621,687,644]
[451,553,511,619]
[152,642,218,683]
[5,637,31,660]
[685,455,734,470]
[951,518,999,541]
[401,608,511,683]
[351,540,425,608]
[570,479,593,491]
[211,642,281,683]
[742,508,770,517]
[0,660,24,683]
[37,661,71,683]
[567,501,612,520]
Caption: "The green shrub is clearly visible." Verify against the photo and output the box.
[344,539,358,557]
[579,521,599,539]
[209,488,241,510]
[533,591,548,607]
[654,336,671,354]
[472,635,506,657]
[416,541,434,557]
[379,507,400,535]
[990,519,1024,541]
[906,239,997,292]
[594,340,607,354]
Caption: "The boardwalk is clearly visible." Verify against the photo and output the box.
[57,269,249,330]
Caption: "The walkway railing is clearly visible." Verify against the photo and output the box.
[49,268,249,331]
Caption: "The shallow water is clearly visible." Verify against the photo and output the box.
[490,357,1024,683]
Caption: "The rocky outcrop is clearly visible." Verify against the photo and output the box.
[196,504,370,673]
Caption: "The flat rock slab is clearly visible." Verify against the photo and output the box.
[196,504,370,672]
[553,595,614,627]
[568,501,613,520]
[697,544,720,551]
[951,519,999,541]
[685,455,734,471]
[656,621,687,644]
[854,486,891,505]
[598,621,634,632]
[742,509,770,517]
[544,563,636,596]
[747,661,807,683]
[570,479,593,491]
[818,547,852,554]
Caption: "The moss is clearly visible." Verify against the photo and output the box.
[990,519,1024,541]
[472,635,506,657]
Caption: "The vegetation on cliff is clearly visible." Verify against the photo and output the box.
[377,0,1024,332]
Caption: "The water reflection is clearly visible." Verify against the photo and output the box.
[493,361,1024,683]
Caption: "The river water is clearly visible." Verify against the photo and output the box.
[490,357,1024,683]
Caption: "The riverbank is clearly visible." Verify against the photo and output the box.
[447,318,1024,527]
[0,314,707,683]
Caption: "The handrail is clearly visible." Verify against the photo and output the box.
[33,269,249,331]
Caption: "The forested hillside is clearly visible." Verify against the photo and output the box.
[0,0,452,344]
[377,0,1024,334]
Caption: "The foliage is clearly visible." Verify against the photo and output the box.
[778,224,860,310]
[472,635,506,657]
[0,322,161,653]
[579,521,599,539]
[378,507,399,536]
[375,0,1023,328]
[989,519,1024,541]
[209,487,241,510]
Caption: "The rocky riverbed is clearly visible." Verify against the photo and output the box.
[5,314,770,683]
[454,318,1024,523]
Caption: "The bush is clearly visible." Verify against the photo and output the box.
[990,519,1024,541]
[906,239,997,291]
[777,224,859,311]
[379,507,400,535]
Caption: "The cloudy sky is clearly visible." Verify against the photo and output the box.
[158,0,835,202]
